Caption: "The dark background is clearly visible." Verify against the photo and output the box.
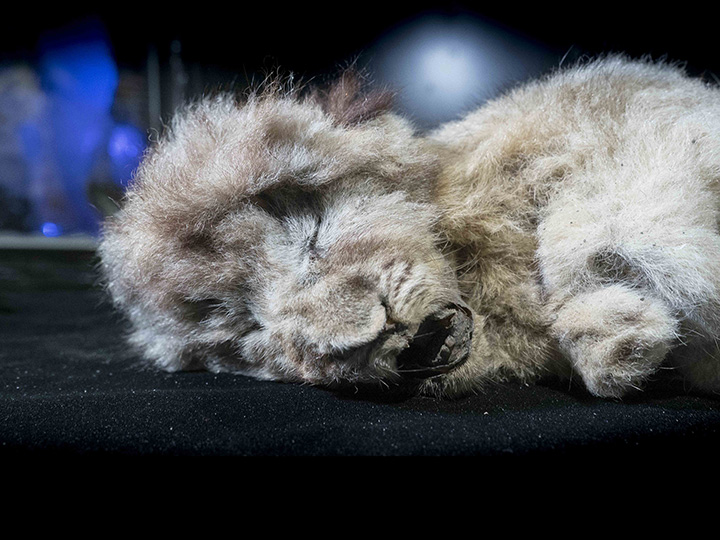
[4,3,718,117]
[3,4,717,75]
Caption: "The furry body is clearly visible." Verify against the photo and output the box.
[100,57,720,398]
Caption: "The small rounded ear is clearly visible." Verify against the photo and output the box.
[313,70,395,127]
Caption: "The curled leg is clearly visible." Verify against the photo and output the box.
[538,178,720,397]
[551,284,679,398]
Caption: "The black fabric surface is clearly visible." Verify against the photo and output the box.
[3,249,720,457]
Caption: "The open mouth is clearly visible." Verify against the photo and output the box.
[395,303,473,379]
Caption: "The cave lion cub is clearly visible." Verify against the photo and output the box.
[100,56,720,399]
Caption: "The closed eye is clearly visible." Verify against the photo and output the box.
[246,184,322,221]
[246,192,279,216]
[306,217,321,256]
[182,298,224,322]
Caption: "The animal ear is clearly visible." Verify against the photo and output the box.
[314,70,394,127]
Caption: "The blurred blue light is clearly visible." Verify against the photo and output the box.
[108,123,146,186]
[41,222,62,237]
[108,124,144,162]
[33,20,119,235]
[38,24,118,110]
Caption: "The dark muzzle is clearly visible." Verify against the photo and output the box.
[395,303,473,379]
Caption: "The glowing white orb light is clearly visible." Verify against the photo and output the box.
[365,14,559,130]
[421,43,478,97]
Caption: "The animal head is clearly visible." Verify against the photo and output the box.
[99,73,472,394]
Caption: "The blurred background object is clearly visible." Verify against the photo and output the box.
[366,15,558,129]
[1,3,718,247]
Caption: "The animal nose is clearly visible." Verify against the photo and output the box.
[395,303,473,379]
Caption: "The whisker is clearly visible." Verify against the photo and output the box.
[408,331,437,340]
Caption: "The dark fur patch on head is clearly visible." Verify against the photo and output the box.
[312,70,395,127]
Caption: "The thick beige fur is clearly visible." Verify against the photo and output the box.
[100,56,720,398]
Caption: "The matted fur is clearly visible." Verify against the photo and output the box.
[100,57,720,398]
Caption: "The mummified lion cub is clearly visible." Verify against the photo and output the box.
[99,56,720,399]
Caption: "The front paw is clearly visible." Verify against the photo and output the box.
[552,285,678,398]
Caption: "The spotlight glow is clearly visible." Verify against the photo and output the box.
[421,44,476,97]
[366,15,558,129]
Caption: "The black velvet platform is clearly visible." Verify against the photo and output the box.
[3,248,720,457]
